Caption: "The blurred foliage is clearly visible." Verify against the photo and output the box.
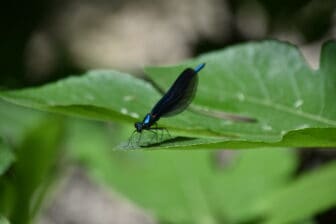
[0,216,10,224]
[259,161,336,224]
[0,141,14,177]
[65,120,336,224]
[0,100,65,224]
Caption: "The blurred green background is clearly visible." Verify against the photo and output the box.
[0,0,336,223]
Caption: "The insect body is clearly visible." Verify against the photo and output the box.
[134,63,205,134]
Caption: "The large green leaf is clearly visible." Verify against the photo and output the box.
[145,40,336,148]
[1,40,336,149]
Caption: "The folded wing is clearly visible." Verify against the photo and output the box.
[151,68,199,117]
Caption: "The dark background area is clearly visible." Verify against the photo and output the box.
[1,0,335,88]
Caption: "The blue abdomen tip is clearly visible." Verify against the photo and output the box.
[194,63,206,73]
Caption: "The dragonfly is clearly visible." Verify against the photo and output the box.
[129,63,205,146]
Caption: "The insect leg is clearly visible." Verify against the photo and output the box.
[146,130,157,144]
[127,130,137,148]
[154,123,160,142]
[137,132,143,146]
[150,127,172,141]
[165,128,172,139]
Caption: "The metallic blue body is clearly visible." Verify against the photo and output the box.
[134,63,205,133]
[194,63,205,73]
[144,114,151,125]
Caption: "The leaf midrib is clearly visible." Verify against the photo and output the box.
[244,96,336,126]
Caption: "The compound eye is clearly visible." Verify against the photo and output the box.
[135,122,144,132]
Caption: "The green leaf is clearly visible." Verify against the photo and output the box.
[145,41,336,148]
[0,100,46,144]
[1,40,336,149]
[257,161,336,224]
[0,100,65,223]
[99,149,296,224]
[0,216,10,224]
[2,118,64,224]
[0,71,158,124]
[0,139,14,176]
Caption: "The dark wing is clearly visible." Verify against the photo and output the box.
[151,68,198,117]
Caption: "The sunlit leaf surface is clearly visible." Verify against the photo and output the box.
[1,40,336,149]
